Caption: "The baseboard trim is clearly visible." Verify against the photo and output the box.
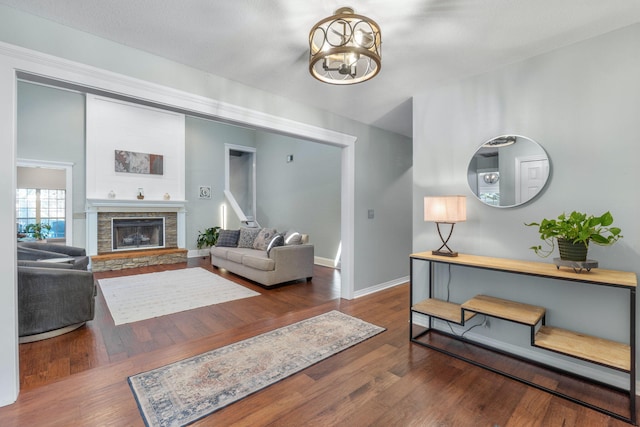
[353,276,409,299]
[314,256,336,268]
[188,249,210,258]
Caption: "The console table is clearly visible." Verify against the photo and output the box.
[410,252,637,424]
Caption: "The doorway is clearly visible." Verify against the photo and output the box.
[515,155,550,205]
[224,144,257,226]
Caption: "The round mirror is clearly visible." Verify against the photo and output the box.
[467,135,550,208]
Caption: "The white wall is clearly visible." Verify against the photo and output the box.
[413,24,640,383]
[86,95,186,201]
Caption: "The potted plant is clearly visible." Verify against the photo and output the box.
[25,222,52,241]
[196,226,221,249]
[525,211,622,261]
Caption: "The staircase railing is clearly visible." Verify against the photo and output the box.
[223,189,260,228]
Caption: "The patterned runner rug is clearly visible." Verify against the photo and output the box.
[99,267,260,325]
[128,310,385,427]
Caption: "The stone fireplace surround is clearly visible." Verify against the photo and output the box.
[85,199,187,256]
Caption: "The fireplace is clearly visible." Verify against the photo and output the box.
[112,217,165,251]
[85,199,186,256]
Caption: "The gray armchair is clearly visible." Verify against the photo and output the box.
[18,264,96,343]
[17,242,89,270]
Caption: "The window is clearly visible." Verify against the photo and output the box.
[16,188,66,238]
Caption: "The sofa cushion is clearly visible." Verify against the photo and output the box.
[210,246,230,259]
[284,229,303,245]
[242,252,276,271]
[266,234,284,255]
[216,229,240,247]
[253,228,277,250]
[238,227,261,248]
[226,250,246,263]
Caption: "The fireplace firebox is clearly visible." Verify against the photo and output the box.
[112,217,165,251]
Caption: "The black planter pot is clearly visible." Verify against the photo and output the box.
[557,238,589,261]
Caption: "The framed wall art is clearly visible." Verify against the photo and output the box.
[115,150,164,175]
[199,185,212,199]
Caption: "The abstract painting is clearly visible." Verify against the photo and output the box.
[115,150,164,175]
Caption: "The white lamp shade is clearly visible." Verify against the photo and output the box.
[424,196,467,223]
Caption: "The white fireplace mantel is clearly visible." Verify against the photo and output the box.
[85,198,187,255]
[86,198,187,211]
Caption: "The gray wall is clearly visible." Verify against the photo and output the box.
[186,118,342,260]
[355,126,413,290]
[413,24,640,380]
[255,132,341,260]
[185,118,255,243]
[16,82,86,246]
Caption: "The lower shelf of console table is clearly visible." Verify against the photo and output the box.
[410,252,637,425]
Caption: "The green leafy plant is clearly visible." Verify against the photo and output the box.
[196,226,221,249]
[25,222,52,240]
[525,211,622,257]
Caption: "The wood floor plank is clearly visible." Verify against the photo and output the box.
[1,258,636,426]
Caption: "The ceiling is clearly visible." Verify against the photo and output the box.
[2,0,640,137]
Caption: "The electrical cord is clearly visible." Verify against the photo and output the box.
[446,315,487,338]
[442,263,485,337]
[461,319,485,338]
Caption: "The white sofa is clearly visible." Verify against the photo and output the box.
[210,231,314,287]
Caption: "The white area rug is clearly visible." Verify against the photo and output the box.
[99,267,260,325]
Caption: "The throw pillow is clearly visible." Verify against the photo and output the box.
[266,234,284,256]
[284,229,303,245]
[216,229,240,247]
[237,227,262,248]
[253,228,278,251]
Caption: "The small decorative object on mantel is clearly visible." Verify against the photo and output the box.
[137,188,144,200]
[525,211,622,271]
[163,193,171,200]
[108,190,116,199]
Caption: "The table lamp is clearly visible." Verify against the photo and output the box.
[424,196,466,257]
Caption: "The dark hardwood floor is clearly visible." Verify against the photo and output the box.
[1,257,635,426]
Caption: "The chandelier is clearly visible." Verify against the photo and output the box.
[309,7,382,85]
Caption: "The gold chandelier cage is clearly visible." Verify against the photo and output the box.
[309,7,382,85]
